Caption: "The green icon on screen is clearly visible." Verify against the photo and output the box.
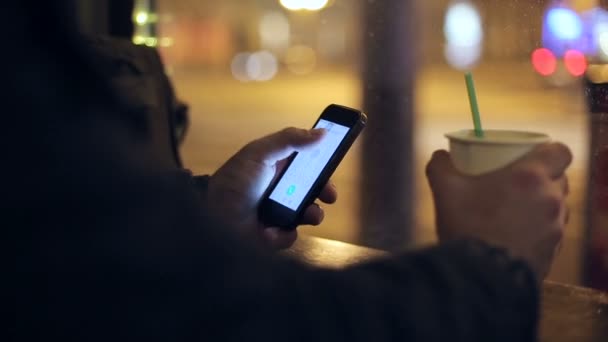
[287,185,296,196]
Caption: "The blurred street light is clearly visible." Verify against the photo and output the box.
[231,53,251,82]
[443,1,483,70]
[248,51,279,81]
[542,3,584,57]
[259,11,290,52]
[444,2,483,46]
[280,0,329,11]
[231,51,279,82]
[547,7,584,41]
[134,11,149,25]
[564,49,587,75]
[131,0,171,49]
[532,48,558,76]
[581,7,608,61]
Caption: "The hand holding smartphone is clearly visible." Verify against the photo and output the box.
[258,104,367,229]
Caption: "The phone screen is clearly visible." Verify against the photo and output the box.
[269,119,350,211]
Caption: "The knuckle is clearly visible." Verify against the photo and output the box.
[544,194,564,221]
[431,150,446,159]
[280,127,309,145]
[425,160,435,178]
[425,150,447,177]
[552,142,573,164]
[241,138,263,155]
[511,166,546,189]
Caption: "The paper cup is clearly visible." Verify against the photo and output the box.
[445,129,551,175]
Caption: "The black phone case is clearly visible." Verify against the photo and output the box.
[258,105,366,229]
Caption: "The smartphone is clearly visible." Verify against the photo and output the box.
[258,104,367,229]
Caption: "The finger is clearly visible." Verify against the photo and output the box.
[318,181,338,204]
[299,203,324,226]
[522,143,573,179]
[245,127,326,165]
[266,157,293,186]
[263,227,298,250]
[275,158,290,174]
[426,150,462,190]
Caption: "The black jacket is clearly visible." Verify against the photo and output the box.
[5,3,539,341]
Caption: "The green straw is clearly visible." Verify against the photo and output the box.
[464,72,484,138]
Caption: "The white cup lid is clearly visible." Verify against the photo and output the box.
[445,129,550,145]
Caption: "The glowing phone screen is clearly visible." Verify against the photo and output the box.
[269,119,349,210]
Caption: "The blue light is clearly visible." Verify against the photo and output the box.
[546,7,583,41]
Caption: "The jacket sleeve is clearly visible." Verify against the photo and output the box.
[192,174,211,195]
[179,157,538,339]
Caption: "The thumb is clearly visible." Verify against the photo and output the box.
[244,127,325,165]
[425,150,462,191]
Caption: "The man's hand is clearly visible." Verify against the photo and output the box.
[426,143,572,281]
[207,127,338,250]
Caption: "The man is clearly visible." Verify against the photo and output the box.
[6,2,571,341]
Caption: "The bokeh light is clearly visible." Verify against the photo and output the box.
[590,10,608,61]
[531,48,557,76]
[600,30,608,57]
[247,51,279,81]
[160,37,174,48]
[444,2,483,47]
[546,7,583,41]
[443,1,483,70]
[444,43,482,70]
[586,7,608,61]
[564,49,587,76]
[280,0,329,11]
[231,51,279,82]
[259,11,290,52]
[231,53,251,82]
[134,11,149,25]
